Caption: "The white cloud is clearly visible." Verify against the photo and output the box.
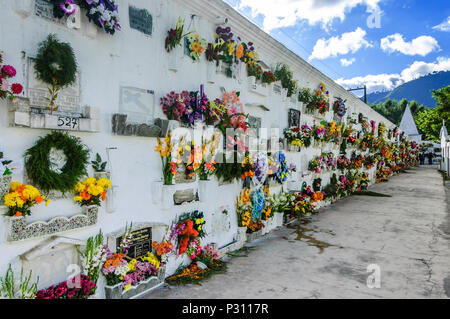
[340,58,356,66]
[433,16,450,32]
[309,28,371,60]
[237,0,383,31]
[336,56,450,93]
[380,33,440,56]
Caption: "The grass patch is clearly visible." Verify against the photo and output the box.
[353,191,392,197]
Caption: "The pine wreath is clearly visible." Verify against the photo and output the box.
[34,34,77,87]
[24,131,89,194]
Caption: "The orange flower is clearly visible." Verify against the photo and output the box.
[35,195,44,204]
[13,211,22,217]
[101,191,106,201]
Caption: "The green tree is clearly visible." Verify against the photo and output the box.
[370,98,424,126]
[416,85,450,142]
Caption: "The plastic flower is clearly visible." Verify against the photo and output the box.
[59,0,77,15]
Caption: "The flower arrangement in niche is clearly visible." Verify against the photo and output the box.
[247,63,263,79]
[173,211,206,255]
[306,83,330,115]
[72,177,112,207]
[34,34,77,114]
[236,188,252,227]
[0,52,23,102]
[273,151,290,184]
[196,135,219,181]
[79,230,107,294]
[274,63,298,97]
[160,91,190,121]
[187,34,207,61]
[3,182,50,217]
[155,131,177,185]
[262,71,276,85]
[165,18,191,53]
[333,97,347,118]
[309,156,324,174]
[35,275,96,299]
[79,0,121,35]
[102,225,162,291]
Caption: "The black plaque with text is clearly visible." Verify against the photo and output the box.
[117,227,152,260]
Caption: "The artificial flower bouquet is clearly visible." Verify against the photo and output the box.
[309,156,324,174]
[155,131,177,185]
[102,252,161,291]
[236,188,252,227]
[79,0,121,35]
[35,275,96,299]
[3,182,49,217]
[170,211,206,255]
[187,34,207,61]
[333,98,347,118]
[247,220,264,234]
[0,51,23,101]
[165,18,190,52]
[72,177,112,207]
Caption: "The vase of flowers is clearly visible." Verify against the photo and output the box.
[2,181,48,217]
[72,177,112,208]
[155,131,177,186]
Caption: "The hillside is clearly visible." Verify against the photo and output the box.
[365,71,450,107]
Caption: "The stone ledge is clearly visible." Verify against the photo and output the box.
[8,98,100,133]
[4,206,99,243]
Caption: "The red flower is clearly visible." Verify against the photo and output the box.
[1,65,16,77]
[11,83,23,94]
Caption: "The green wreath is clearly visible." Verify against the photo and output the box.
[24,131,89,194]
[34,34,77,87]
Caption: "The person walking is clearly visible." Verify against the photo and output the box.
[427,152,433,165]
[419,153,425,165]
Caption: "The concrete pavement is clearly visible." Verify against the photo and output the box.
[143,166,450,299]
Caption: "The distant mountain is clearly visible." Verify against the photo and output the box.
[364,71,450,107]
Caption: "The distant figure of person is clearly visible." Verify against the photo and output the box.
[427,153,433,165]
[419,153,425,165]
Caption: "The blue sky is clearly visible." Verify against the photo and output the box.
[222,0,450,94]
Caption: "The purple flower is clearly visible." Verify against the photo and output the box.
[59,0,77,15]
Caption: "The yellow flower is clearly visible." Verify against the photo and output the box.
[84,177,96,186]
[9,181,22,192]
[45,199,51,206]
[97,178,112,189]
[73,196,83,202]
[125,285,132,291]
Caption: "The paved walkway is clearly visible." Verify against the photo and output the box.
[144,166,450,299]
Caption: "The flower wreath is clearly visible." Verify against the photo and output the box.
[24,131,89,194]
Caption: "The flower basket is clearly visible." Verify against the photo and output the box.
[0,175,12,201]
[246,229,263,242]
[104,267,166,299]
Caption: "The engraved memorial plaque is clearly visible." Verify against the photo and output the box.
[129,6,153,35]
[117,227,152,260]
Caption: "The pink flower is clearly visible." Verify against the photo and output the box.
[67,290,76,298]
